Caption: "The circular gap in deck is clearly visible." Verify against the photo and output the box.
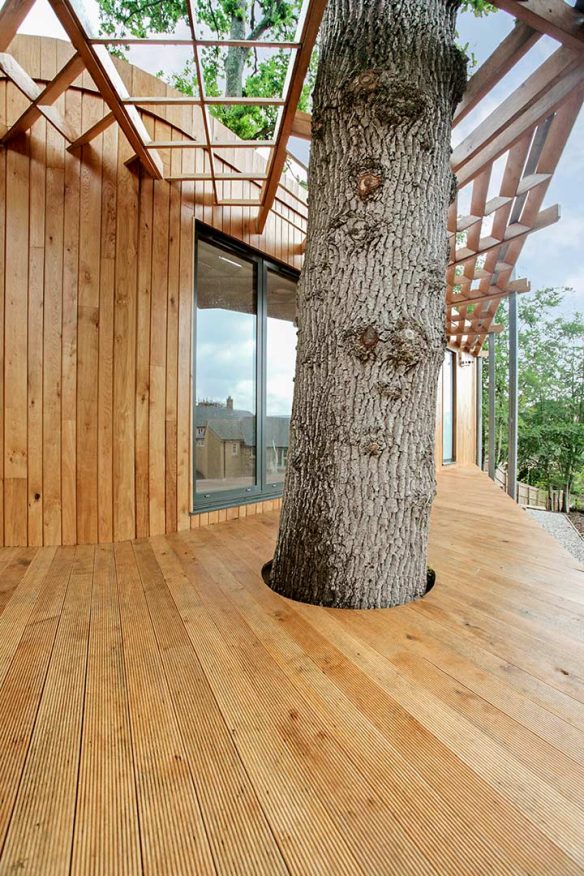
[261,561,436,607]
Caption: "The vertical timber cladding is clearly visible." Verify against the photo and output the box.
[0,35,475,547]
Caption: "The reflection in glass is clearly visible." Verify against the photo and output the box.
[265,270,297,485]
[195,240,257,494]
[442,350,455,464]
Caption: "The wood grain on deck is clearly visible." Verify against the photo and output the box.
[0,467,582,874]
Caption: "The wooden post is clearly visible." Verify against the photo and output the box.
[476,356,483,468]
[508,292,518,501]
[488,332,496,480]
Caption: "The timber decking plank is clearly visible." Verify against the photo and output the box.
[71,544,141,875]
[0,546,90,871]
[133,538,289,876]
[190,530,526,875]
[0,467,582,874]
[0,545,57,684]
[113,541,215,876]
[157,535,370,876]
[0,548,35,614]
[0,547,75,850]
[207,521,584,876]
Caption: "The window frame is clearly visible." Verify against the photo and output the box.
[442,348,457,465]
[192,223,299,513]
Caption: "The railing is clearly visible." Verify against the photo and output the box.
[492,465,551,510]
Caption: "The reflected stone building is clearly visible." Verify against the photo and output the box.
[195,397,290,491]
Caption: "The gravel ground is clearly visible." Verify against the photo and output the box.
[526,509,584,565]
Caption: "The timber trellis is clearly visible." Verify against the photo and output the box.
[0,0,582,354]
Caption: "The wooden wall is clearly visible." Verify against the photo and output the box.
[0,36,477,547]
[455,357,478,467]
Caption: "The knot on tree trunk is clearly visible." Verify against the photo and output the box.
[347,324,381,360]
[377,375,407,401]
[362,431,388,457]
[387,320,429,367]
[353,159,384,200]
[343,69,430,130]
[330,211,383,246]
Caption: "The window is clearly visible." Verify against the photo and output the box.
[193,227,298,510]
[265,268,296,487]
[442,349,456,464]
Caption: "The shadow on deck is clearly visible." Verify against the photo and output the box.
[0,465,582,874]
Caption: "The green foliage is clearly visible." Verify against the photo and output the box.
[460,0,495,16]
[98,0,493,139]
[482,289,584,497]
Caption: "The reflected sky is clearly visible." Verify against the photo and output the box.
[196,308,257,412]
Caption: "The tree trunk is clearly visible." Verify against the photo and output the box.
[268,0,466,609]
[225,15,247,97]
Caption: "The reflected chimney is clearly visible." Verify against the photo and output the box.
[226,396,234,411]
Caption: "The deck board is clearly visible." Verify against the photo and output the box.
[0,466,583,875]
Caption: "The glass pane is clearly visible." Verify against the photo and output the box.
[442,350,455,464]
[265,269,297,486]
[195,239,257,495]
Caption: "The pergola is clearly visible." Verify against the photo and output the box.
[0,0,582,354]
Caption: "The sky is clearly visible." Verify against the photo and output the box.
[10,0,584,328]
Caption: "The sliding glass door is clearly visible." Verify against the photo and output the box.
[193,227,298,510]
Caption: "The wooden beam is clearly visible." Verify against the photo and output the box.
[91,37,301,49]
[0,0,36,51]
[452,46,578,172]
[2,52,84,143]
[256,0,327,233]
[450,204,560,267]
[456,65,584,186]
[67,110,115,149]
[0,52,79,141]
[166,173,269,181]
[490,0,584,53]
[291,110,312,140]
[123,96,286,106]
[47,0,163,178]
[454,22,541,126]
[146,139,275,149]
[448,324,504,338]
[447,281,531,308]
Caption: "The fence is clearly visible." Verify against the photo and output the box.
[493,466,554,510]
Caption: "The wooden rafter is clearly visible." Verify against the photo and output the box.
[0,0,36,51]
[456,66,584,188]
[452,45,579,174]
[291,110,312,140]
[184,0,218,202]
[256,0,327,233]
[454,21,540,126]
[0,51,80,141]
[0,0,581,357]
[92,37,301,49]
[48,0,163,178]
[490,0,584,53]
[2,51,84,143]
[68,110,115,149]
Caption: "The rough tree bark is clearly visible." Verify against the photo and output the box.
[268,0,466,608]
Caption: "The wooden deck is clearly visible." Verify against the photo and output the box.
[0,466,583,875]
